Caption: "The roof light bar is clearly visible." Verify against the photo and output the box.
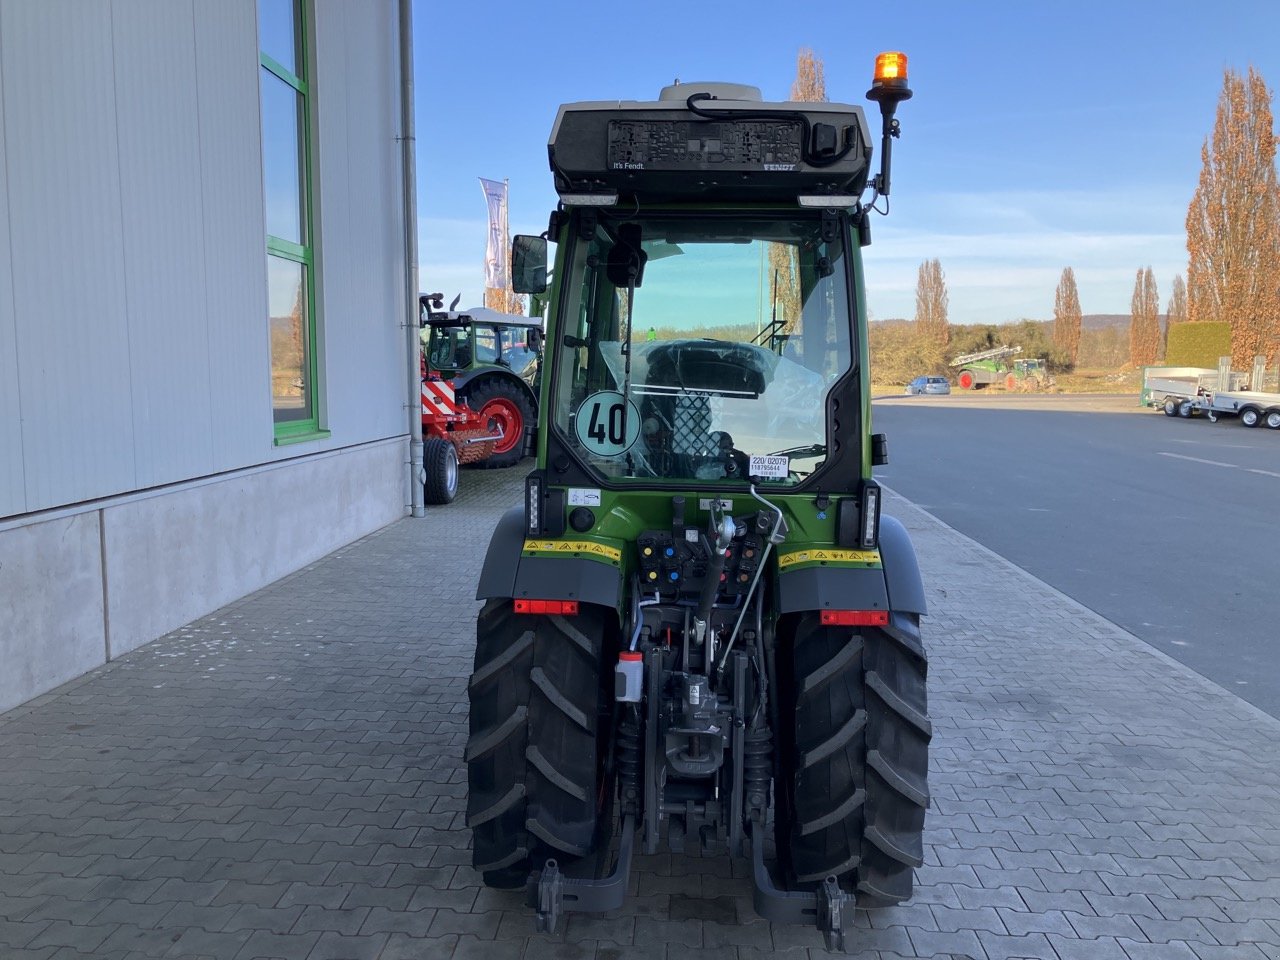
[557,192,619,207]
[797,194,860,208]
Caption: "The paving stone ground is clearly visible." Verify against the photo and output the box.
[2,467,1280,960]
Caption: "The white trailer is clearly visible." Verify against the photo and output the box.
[1142,357,1280,429]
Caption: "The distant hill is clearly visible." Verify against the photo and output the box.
[1082,313,1169,330]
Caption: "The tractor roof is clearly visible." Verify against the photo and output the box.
[548,83,872,204]
[420,300,542,330]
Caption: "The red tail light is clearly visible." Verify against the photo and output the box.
[514,599,580,615]
[820,609,889,627]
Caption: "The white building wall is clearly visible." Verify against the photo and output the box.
[0,0,414,713]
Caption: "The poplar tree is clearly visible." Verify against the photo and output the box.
[1162,274,1187,361]
[1130,267,1161,366]
[1052,267,1082,365]
[1185,67,1280,367]
[768,48,827,334]
[914,259,950,347]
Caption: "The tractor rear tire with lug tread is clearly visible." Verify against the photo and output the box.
[781,610,930,906]
[423,437,459,505]
[463,379,535,469]
[466,600,608,888]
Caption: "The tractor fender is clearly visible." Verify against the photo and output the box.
[454,368,539,410]
[774,513,927,616]
[476,506,622,608]
[877,513,928,615]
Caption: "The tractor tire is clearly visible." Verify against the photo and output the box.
[423,437,459,505]
[1240,407,1261,428]
[779,611,930,906]
[1265,410,1280,430]
[466,600,609,888]
[1163,397,1178,417]
[462,379,535,469]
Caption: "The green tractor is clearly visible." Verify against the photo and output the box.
[420,295,543,468]
[466,56,930,951]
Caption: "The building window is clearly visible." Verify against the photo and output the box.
[258,0,321,439]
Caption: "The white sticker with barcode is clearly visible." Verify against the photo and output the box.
[568,488,602,506]
[748,455,790,479]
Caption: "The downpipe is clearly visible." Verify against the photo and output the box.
[399,0,425,517]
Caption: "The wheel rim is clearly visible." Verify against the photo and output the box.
[959,372,973,389]
[445,447,458,494]
[1242,409,1258,427]
[1267,412,1280,429]
[480,397,524,455]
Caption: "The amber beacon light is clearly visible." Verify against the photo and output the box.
[872,51,908,87]
[865,50,914,198]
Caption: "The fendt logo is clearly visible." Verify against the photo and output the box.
[613,161,645,170]
[763,163,796,171]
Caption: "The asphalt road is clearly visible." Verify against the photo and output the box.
[873,392,1280,718]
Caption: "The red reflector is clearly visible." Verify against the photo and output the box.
[513,599,580,615]
[820,609,889,627]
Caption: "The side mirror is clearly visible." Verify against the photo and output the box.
[511,235,548,294]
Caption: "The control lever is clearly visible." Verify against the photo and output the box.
[693,511,736,659]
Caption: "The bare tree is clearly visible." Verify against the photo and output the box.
[791,47,827,102]
[768,47,827,332]
[914,259,950,347]
[1130,267,1161,366]
[1167,273,1188,326]
[1186,67,1280,367]
[485,286,525,314]
[1052,267,1082,365]
[1161,274,1187,361]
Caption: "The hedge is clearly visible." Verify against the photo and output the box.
[1165,321,1231,367]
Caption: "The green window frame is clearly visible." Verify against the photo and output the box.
[259,0,327,443]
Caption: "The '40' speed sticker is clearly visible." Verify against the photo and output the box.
[574,390,641,456]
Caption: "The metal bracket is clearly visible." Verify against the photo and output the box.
[528,814,638,934]
[749,832,851,953]
[533,859,563,934]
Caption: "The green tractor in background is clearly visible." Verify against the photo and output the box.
[420,295,543,468]
[465,56,930,951]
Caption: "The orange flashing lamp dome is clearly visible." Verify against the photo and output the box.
[873,51,908,86]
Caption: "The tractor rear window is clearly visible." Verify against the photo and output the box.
[551,213,853,485]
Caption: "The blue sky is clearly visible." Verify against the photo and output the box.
[416,0,1280,325]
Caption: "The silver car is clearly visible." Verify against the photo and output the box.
[905,375,951,395]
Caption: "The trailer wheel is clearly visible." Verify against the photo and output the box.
[778,611,930,905]
[423,438,459,504]
[466,601,610,887]
[1178,400,1194,418]
[1265,410,1280,430]
[462,379,535,469]
[1162,397,1179,417]
[1240,407,1261,428]
[957,370,975,390]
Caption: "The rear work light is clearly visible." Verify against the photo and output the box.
[821,609,889,627]
[514,599,580,615]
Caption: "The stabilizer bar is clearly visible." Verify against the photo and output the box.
[749,831,851,952]
[527,814,637,934]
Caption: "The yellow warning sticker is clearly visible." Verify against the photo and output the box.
[523,539,622,563]
[777,548,882,570]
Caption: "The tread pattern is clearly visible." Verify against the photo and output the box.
[783,611,930,901]
[466,600,607,887]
